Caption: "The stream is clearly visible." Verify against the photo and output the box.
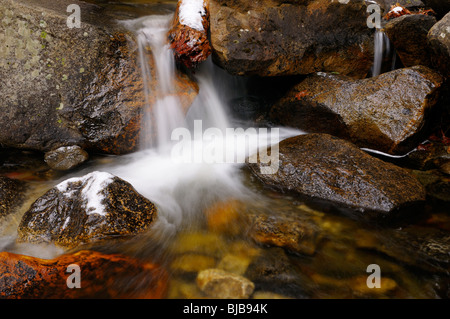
[0,0,449,299]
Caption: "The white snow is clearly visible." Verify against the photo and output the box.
[391,6,404,13]
[178,0,206,31]
[56,171,115,216]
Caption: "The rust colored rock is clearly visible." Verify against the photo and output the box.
[0,250,168,299]
[168,0,212,69]
[270,66,443,154]
[247,134,427,216]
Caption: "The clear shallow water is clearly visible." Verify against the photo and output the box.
[0,7,448,299]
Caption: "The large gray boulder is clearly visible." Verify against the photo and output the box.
[0,0,198,154]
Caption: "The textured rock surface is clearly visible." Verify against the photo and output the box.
[44,145,89,171]
[0,250,168,298]
[17,171,157,248]
[168,0,212,69]
[196,268,255,299]
[0,177,26,218]
[247,134,427,215]
[270,66,443,154]
[384,14,437,68]
[209,0,374,78]
[247,211,322,255]
[0,0,198,155]
[428,12,450,78]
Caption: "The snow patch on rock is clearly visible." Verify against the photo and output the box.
[179,0,206,31]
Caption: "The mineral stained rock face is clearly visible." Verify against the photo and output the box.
[168,0,212,69]
[209,0,374,78]
[0,0,198,155]
[247,134,427,216]
[270,66,443,154]
[0,176,26,218]
[17,171,157,248]
[0,250,168,298]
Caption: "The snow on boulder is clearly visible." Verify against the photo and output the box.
[168,0,212,69]
[17,171,157,248]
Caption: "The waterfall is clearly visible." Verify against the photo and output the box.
[110,15,301,233]
[372,28,397,77]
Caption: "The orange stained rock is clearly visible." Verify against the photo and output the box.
[205,199,246,235]
[0,250,168,299]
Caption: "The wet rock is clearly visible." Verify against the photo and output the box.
[0,0,198,155]
[412,169,450,201]
[247,134,427,216]
[428,12,450,78]
[310,273,398,296]
[400,142,450,170]
[196,268,255,299]
[0,250,167,298]
[0,177,26,218]
[270,66,443,154]
[209,0,374,78]
[384,14,437,68]
[356,226,450,274]
[217,253,253,276]
[247,211,322,256]
[44,145,89,171]
[205,199,247,236]
[170,231,227,258]
[170,253,216,274]
[244,247,308,298]
[168,0,212,69]
[167,278,204,299]
[17,171,157,248]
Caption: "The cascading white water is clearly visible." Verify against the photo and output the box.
[372,28,397,77]
[108,15,302,234]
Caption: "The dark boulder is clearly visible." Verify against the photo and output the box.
[270,66,443,154]
[247,134,427,216]
[209,0,374,78]
[17,171,157,248]
[0,0,198,155]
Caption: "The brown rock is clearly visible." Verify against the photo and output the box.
[209,0,374,78]
[196,268,254,299]
[0,250,167,298]
[17,171,157,248]
[44,145,89,171]
[205,199,246,235]
[384,14,437,67]
[0,176,26,218]
[247,211,322,255]
[428,12,450,78]
[247,134,427,216]
[270,66,443,154]
[168,0,212,69]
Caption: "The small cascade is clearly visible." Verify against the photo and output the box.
[372,28,397,77]
[113,15,301,232]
